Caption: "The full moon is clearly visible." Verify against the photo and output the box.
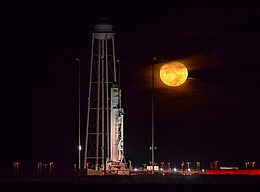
[159,61,188,87]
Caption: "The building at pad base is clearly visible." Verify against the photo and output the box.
[83,23,130,175]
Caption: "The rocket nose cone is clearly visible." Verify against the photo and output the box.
[111,83,118,88]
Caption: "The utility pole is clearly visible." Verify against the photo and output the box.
[151,57,156,174]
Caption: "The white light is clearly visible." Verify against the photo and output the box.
[174,168,177,172]
[134,168,138,171]
[160,168,163,171]
[79,145,82,150]
[188,168,190,172]
[202,169,205,172]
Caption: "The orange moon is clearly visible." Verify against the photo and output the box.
[159,61,188,87]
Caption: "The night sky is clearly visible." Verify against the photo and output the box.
[2,1,260,175]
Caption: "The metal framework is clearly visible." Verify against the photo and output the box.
[84,24,128,174]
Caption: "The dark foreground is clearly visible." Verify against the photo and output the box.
[1,175,260,191]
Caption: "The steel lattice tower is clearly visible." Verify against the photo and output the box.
[84,23,118,171]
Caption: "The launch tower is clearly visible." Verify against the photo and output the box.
[84,23,128,175]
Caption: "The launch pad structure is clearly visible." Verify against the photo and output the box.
[83,23,130,175]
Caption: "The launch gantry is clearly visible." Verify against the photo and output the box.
[84,23,129,175]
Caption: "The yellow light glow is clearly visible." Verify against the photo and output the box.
[159,61,188,87]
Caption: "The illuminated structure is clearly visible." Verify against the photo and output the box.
[84,23,128,175]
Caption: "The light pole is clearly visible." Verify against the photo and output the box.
[76,58,82,170]
[151,57,156,174]
[196,161,201,171]
[13,162,20,176]
[167,163,171,171]
[160,162,164,170]
[181,161,185,171]
[49,162,53,175]
[245,162,249,169]
[251,162,255,169]
[38,162,42,175]
[186,162,191,170]
[43,164,48,175]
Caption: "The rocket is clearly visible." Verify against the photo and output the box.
[110,83,124,163]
